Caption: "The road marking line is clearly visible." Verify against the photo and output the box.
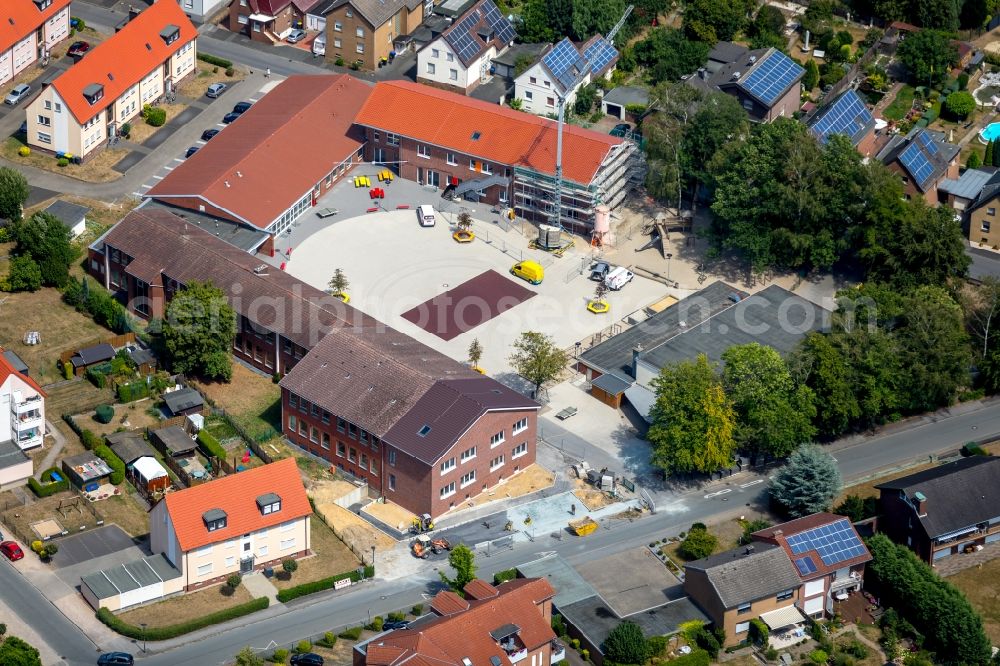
[704,489,732,499]
[739,479,764,489]
[151,174,163,180]
[163,165,174,171]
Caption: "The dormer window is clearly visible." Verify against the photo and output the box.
[203,508,227,531]
[83,83,104,105]
[160,25,180,46]
[256,493,281,515]
[34,0,53,9]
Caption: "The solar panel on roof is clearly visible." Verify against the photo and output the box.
[900,139,936,189]
[444,1,515,64]
[543,38,589,91]
[584,37,618,76]
[741,50,805,105]
[794,556,817,576]
[917,129,939,155]
[786,519,866,568]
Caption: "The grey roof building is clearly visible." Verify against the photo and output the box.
[876,127,961,193]
[42,200,89,239]
[107,432,157,465]
[163,388,204,417]
[70,343,115,370]
[940,166,996,205]
[685,544,803,609]
[2,349,29,375]
[602,86,650,120]
[151,426,197,457]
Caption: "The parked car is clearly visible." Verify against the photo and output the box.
[97,653,134,665]
[383,620,410,630]
[232,101,253,114]
[185,146,200,158]
[604,266,634,291]
[510,260,544,285]
[286,29,307,43]
[200,129,220,141]
[589,261,611,281]
[290,654,324,666]
[4,83,31,106]
[206,83,227,98]
[609,123,630,137]
[222,112,242,124]
[0,541,23,561]
[67,41,91,58]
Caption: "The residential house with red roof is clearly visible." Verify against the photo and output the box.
[355,578,561,666]
[751,513,871,619]
[24,0,196,160]
[0,349,44,488]
[146,74,371,237]
[150,457,312,590]
[355,80,639,233]
[0,0,71,87]
[230,0,320,44]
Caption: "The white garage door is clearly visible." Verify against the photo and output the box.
[803,596,824,616]
[119,582,165,610]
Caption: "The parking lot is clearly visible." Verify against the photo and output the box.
[277,173,673,375]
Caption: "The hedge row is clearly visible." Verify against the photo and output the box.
[63,414,103,450]
[117,381,150,403]
[493,568,517,585]
[197,53,233,68]
[28,468,69,497]
[276,565,374,603]
[97,597,269,640]
[197,429,227,461]
[94,444,126,485]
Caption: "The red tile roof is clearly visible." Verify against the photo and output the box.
[51,0,196,125]
[162,457,311,551]
[364,578,556,666]
[0,350,45,397]
[147,75,372,230]
[1,0,71,54]
[752,512,872,579]
[464,578,499,600]
[355,80,622,185]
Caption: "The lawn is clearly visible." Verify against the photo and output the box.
[177,61,244,99]
[24,194,141,257]
[92,492,151,538]
[192,362,281,443]
[272,515,361,590]
[117,583,253,628]
[659,516,752,566]
[833,461,939,507]
[948,557,1000,644]
[0,288,112,385]
[0,492,102,546]
[2,136,128,182]
[72,402,164,438]
[882,84,916,121]
[126,102,189,144]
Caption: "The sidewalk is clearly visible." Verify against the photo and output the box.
[35,419,67,480]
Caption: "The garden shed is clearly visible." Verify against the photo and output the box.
[130,456,169,494]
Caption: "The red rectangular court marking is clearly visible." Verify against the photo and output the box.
[400,269,536,341]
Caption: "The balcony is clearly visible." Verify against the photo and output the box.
[505,648,527,663]
[12,394,42,414]
[14,409,42,427]
[830,571,862,592]
[16,428,43,450]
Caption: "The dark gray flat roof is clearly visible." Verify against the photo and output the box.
[163,388,203,414]
[517,555,598,608]
[152,426,196,455]
[559,595,708,653]
[3,349,28,375]
[136,200,271,253]
[642,284,830,370]
[43,200,89,227]
[579,281,747,377]
[81,554,181,599]
[0,438,29,470]
[603,86,650,107]
[591,372,632,395]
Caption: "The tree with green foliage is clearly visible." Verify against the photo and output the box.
[833,495,878,522]
[738,518,771,545]
[872,202,970,289]
[571,0,627,43]
[508,331,568,399]
[633,28,711,84]
[679,91,747,194]
[163,281,237,382]
[648,355,737,475]
[573,83,598,115]
[967,151,982,169]
[328,268,349,297]
[11,212,77,288]
[897,30,959,87]
[516,0,556,43]
[944,91,976,119]
[644,83,703,209]
[915,0,959,30]
[0,635,42,666]
[678,524,718,560]
[721,343,816,460]
[439,544,477,594]
[866,534,992,665]
[870,0,909,23]
[0,167,30,223]
[769,445,841,517]
[986,141,995,168]
[965,277,1000,391]
[3,256,42,293]
[791,333,861,438]
[467,338,484,368]
[960,0,1000,30]
[235,646,266,666]
[752,5,785,37]
[604,621,651,665]
[682,0,751,42]
[802,59,820,91]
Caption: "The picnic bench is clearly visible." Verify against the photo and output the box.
[555,407,578,420]
[316,208,339,218]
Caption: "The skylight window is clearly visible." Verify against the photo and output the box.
[471,131,481,140]
[418,425,432,437]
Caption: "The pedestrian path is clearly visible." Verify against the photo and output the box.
[243,572,281,605]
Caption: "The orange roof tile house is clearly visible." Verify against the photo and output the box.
[25,0,197,160]
[149,457,312,590]
[0,0,71,87]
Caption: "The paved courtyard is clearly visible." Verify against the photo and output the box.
[275,168,673,375]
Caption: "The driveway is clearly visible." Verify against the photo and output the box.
[52,524,136,568]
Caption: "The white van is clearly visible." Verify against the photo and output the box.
[605,267,634,291]
[417,205,436,227]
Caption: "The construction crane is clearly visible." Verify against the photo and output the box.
[551,4,633,233]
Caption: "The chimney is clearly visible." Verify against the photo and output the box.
[913,491,927,517]
[698,67,707,80]
[631,344,643,378]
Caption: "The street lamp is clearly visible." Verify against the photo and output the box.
[371,545,376,574]
[140,623,147,654]
[666,253,673,282]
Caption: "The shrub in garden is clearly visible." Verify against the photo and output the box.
[227,573,242,589]
[387,612,406,622]
[226,67,235,77]
[678,525,717,560]
[58,158,69,167]
[321,632,337,647]
[295,640,311,653]
[271,648,288,664]
[411,604,423,616]
[145,107,166,127]
[94,404,114,423]
[31,541,44,554]
[120,122,131,138]
[18,146,29,157]
[43,542,58,558]
[335,57,345,66]
[338,626,363,641]
[809,650,828,664]
[366,616,383,632]
[282,558,298,576]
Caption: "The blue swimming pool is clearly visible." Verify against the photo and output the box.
[981,122,1000,143]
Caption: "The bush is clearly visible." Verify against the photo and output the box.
[335,57,345,66]
[411,604,423,616]
[749,618,769,645]
[227,573,242,589]
[764,646,779,661]
[962,442,987,456]
[671,649,711,666]
[842,640,868,659]
[28,468,69,497]
[366,616,383,632]
[580,649,589,661]
[831,654,855,666]
[282,558,298,575]
[338,626,363,641]
[834,495,878,522]
[679,527,717,560]
[809,649,828,664]
[57,158,69,167]
[387,612,406,622]
[493,568,517,584]
[225,67,235,77]
[647,635,668,657]
[570,638,580,650]
[145,107,166,127]
[94,404,114,424]
[82,429,102,450]
[43,542,58,557]
[120,122,131,138]
[320,632,337,648]
[271,648,289,664]
[551,613,566,637]
[693,627,721,659]
[197,53,233,68]
[97,598,269,639]
[295,640,311,653]
[958,72,970,89]
[197,429,227,461]
[18,146,30,157]
[94,445,126,485]
[117,381,151,403]
[275,565,374,602]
